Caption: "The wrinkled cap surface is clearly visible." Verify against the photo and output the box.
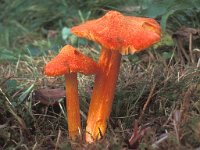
[71,11,161,55]
[44,45,99,76]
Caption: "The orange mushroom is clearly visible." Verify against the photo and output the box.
[71,10,161,142]
[44,45,99,140]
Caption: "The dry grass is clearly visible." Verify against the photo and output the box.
[0,43,200,149]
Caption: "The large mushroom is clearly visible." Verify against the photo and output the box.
[44,45,99,140]
[71,11,161,142]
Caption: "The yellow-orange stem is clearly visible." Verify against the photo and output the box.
[65,73,81,140]
[86,48,122,142]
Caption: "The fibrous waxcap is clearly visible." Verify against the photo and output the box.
[44,45,99,76]
[71,11,161,55]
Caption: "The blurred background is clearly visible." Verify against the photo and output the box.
[1,0,200,59]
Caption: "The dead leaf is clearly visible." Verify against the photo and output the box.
[128,120,151,149]
[33,88,65,106]
[172,27,200,40]
[172,27,200,64]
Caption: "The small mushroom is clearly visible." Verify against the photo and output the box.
[71,11,161,142]
[44,45,99,140]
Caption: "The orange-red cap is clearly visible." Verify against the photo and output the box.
[44,45,99,76]
[71,11,161,55]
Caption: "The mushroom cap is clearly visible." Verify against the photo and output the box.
[44,45,99,76]
[71,11,161,55]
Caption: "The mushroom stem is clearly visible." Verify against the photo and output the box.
[86,48,122,142]
[65,73,81,139]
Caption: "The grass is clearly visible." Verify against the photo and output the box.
[0,0,200,149]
